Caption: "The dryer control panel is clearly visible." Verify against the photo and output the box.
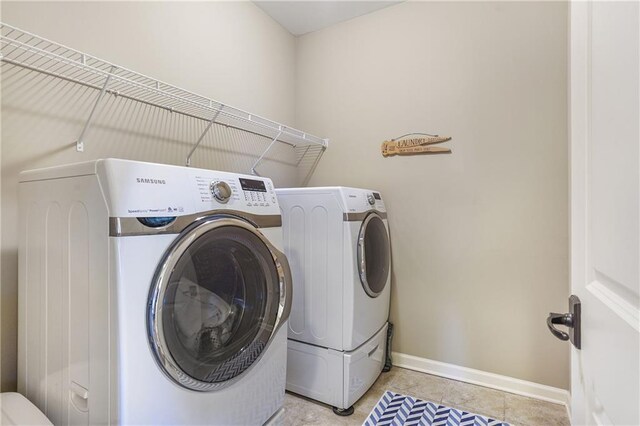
[342,188,386,213]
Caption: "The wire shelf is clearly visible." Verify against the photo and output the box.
[0,22,328,172]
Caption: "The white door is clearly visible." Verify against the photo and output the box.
[569,1,639,425]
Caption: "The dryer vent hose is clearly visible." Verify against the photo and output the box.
[383,322,394,372]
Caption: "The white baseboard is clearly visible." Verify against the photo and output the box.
[391,352,570,409]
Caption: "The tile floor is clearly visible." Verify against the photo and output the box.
[282,367,570,426]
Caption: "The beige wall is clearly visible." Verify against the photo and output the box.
[296,2,570,389]
[0,1,296,391]
[1,0,570,393]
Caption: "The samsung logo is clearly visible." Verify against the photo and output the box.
[136,178,166,184]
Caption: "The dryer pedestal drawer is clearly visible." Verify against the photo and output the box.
[343,323,388,407]
[286,323,388,409]
[285,340,344,407]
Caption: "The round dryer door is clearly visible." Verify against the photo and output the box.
[147,216,291,391]
[357,213,391,298]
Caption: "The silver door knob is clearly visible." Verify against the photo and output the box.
[210,181,232,203]
[367,194,375,205]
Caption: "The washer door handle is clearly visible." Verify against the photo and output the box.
[272,246,293,325]
[358,231,367,280]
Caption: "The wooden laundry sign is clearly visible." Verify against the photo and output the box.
[381,135,452,157]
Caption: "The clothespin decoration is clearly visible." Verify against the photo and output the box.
[381,134,452,157]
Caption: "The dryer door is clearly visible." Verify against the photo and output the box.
[147,216,291,391]
[357,213,391,298]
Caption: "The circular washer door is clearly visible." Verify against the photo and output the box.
[147,216,291,391]
[357,213,391,298]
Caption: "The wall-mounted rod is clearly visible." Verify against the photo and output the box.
[251,128,283,176]
[185,105,224,166]
[1,22,328,152]
[75,65,116,152]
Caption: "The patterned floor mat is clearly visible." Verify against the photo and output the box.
[363,390,511,426]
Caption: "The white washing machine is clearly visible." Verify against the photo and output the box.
[275,186,391,414]
[18,158,292,425]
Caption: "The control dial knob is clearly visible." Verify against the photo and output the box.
[210,181,232,204]
[367,193,376,206]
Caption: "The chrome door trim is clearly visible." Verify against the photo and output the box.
[109,210,281,236]
[147,216,292,392]
[343,210,387,222]
[357,212,390,298]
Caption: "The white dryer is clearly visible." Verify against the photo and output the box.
[276,186,391,414]
[18,159,292,425]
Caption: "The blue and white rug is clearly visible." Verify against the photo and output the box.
[363,391,511,426]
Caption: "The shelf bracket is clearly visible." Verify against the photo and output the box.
[296,145,312,167]
[75,66,116,152]
[186,105,224,167]
[302,146,325,186]
[251,127,283,177]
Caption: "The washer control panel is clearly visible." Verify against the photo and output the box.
[210,180,232,203]
[239,177,277,207]
[193,172,278,212]
[195,175,239,204]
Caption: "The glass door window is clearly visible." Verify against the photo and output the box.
[357,214,391,298]
[148,218,287,391]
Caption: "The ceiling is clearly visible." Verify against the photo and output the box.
[254,1,403,36]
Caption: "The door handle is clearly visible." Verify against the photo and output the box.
[547,295,581,349]
[547,313,573,341]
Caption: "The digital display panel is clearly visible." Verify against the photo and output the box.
[373,192,381,200]
[239,178,267,192]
